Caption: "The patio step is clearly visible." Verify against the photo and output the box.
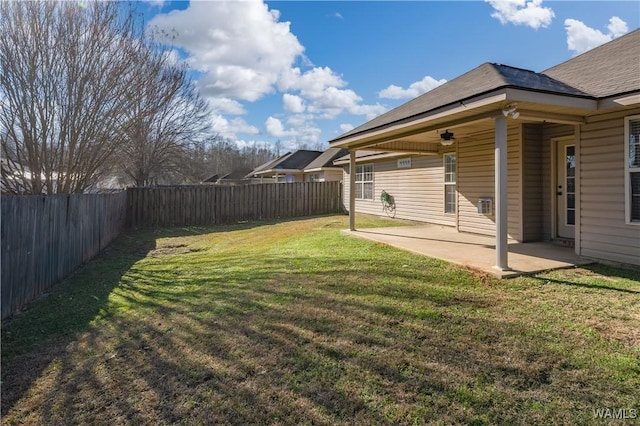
[553,237,575,248]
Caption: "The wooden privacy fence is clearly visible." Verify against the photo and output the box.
[1,192,127,319]
[1,182,343,318]
[126,181,344,228]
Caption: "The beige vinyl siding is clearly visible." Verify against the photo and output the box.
[541,123,575,240]
[457,126,522,240]
[579,107,640,265]
[305,169,343,182]
[322,169,344,182]
[522,124,543,241]
[342,155,456,226]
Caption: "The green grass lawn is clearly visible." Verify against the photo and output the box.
[2,214,639,425]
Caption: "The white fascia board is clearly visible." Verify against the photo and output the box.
[303,166,342,173]
[254,169,302,176]
[597,91,640,110]
[504,88,597,110]
[333,152,408,165]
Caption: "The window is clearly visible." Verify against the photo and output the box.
[444,154,457,214]
[355,163,373,200]
[626,116,640,223]
[309,173,323,182]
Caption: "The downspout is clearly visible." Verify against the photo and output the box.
[494,115,510,270]
[349,150,356,231]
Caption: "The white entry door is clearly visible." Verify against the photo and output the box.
[556,139,576,239]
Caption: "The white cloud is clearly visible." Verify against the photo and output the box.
[208,98,247,115]
[286,114,313,128]
[607,16,629,38]
[264,116,322,148]
[564,17,629,55]
[265,116,296,138]
[339,123,354,133]
[148,0,385,146]
[486,0,555,29]
[148,0,304,102]
[378,75,447,100]
[334,12,344,20]
[282,94,305,113]
[280,66,386,119]
[211,115,259,140]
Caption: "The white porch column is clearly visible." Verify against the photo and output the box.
[494,116,509,270]
[349,149,356,231]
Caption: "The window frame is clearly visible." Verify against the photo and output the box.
[443,154,457,214]
[354,163,374,200]
[625,115,640,224]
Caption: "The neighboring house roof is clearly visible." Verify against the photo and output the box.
[304,148,349,171]
[203,174,219,183]
[543,29,640,98]
[248,150,323,176]
[251,152,291,175]
[330,29,640,146]
[219,169,253,181]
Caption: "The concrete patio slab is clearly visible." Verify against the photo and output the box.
[342,224,592,278]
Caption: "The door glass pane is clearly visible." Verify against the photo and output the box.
[566,145,576,226]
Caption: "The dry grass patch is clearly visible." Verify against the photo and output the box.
[2,214,639,425]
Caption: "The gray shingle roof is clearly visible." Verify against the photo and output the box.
[251,152,291,174]
[330,29,640,144]
[331,63,590,143]
[249,150,323,176]
[304,148,349,170]
[543,28,640,98]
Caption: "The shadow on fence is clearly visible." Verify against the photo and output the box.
[1,182,344,319]
[1,193,127,319]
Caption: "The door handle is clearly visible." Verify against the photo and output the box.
[557,191,563,196]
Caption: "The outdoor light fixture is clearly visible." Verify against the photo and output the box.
[502,104,520,119]
[440,130,455,146]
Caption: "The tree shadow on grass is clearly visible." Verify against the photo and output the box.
[531,263,640,294]
[2,220,638,424]
[0,220,282,418]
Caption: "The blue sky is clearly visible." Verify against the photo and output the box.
[143,1,640,151]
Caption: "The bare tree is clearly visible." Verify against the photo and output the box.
[0,2,151,193]
[117,41,212,187]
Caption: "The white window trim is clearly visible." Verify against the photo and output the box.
[444,154,457,214]
[625,115,640,225]
[355,163,374,201]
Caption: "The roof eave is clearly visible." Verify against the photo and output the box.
[333,152,410,165]
[596,90,640,110]
[253,168,303,176]
[330,87,598,149]
[303,166,342,173]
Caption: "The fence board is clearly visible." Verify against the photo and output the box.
[1,192,127,319]
[125,182,343,229]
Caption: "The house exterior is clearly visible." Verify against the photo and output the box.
[329,29,640,269]
[247,150,322,183]
[247,148,348,183]
[301,148,349,182]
